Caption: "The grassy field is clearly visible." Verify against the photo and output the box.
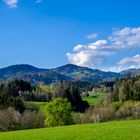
[26,101,48,111]
[83,92,105,105]
[0,120,140,140]
[32,102,48,110]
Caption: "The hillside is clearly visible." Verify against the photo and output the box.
[0,64,71,84]
[7,71,72,85]
[121,68,140,76]
[0,64,126,85]
[0,120,140,140]
[53,64,120,82]
[0,64,47,79]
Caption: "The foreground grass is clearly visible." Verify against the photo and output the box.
[83,92,105,105]
[0,120,140,140]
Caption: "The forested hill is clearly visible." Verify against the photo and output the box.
[121,68,140,76]
[0,64,137,85]
[0,64,48,78]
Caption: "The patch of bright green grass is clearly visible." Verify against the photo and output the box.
[0,120,140,140]
[33,102,48,110]
[27,101,48,110]
[83,93,105,105]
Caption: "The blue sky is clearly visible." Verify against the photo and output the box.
[0,0,140,71]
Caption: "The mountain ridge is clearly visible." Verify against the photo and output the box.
[0,64,139,85]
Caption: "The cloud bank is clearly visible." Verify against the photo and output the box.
[67,27,140,72]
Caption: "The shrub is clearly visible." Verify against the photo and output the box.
[109,101,122,111]
[115,105,132,119]
[0,108,45,132]
[74,106,115,124]
[0,108,21,131]
[21,110,45,129]
[45,98,74,127]
[81,106,95,124]
[99,93,114,106]
[73,113,84,124]
[91,107,115,123]
[115,101,140,120]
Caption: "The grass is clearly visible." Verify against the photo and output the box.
[0,120,140,140]
[83,92,105,105]
[26,101,48,110]
[32,102,48,110]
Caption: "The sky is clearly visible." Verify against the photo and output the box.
[0,0,140,72]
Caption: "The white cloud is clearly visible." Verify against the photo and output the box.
[4,0,18,8]
[86,33,98,39]
[118,55,140,69]
[67,40,115,68]
[3,0,43,8]
[109,55,140,72]
[73,44,87,52]
[89,40,108,50]
[109,27,140,49]
[67,27,140,72]
[118,55,140,65]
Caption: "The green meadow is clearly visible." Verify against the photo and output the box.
[32,101,48,110]
[0,120,140,140]
[82,92,105,105]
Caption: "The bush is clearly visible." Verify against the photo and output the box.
[90,107,115,123]
[0,108,21,131]
[80,106,95,124]
[0,108,45,132]
[99,93,114,106]
[45,98,74,127]
[115,101,140,120]
[21,110,45,129]
[74,106,115,124]
[109,102,122,111]
[115,105,132,119]
[81,101,140,124]
[73,113,84,124]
